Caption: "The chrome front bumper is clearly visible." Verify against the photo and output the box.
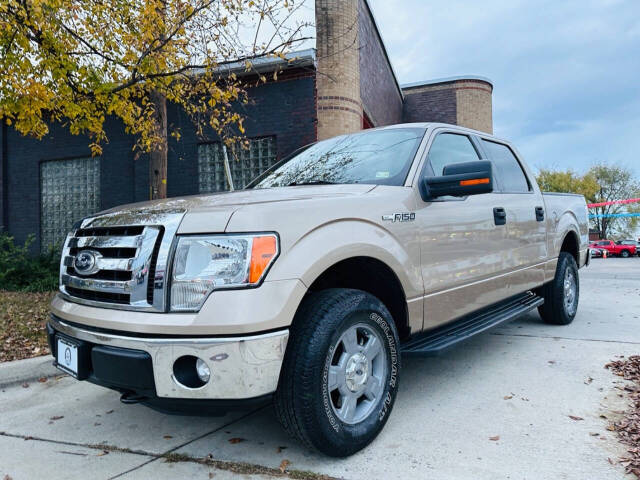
[49,316,288,400]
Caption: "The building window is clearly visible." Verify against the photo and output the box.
[40,157,101,251]
[198,137,277,193]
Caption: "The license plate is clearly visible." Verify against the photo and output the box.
[56,337,79,377]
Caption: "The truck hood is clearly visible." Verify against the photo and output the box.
[96,185,375,233]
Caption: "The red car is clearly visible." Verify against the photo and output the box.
[589,239,636,258]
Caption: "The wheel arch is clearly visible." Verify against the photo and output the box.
[303,256,411,341]
[560,229,580,263]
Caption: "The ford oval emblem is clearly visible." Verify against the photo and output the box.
[74,250,100,276]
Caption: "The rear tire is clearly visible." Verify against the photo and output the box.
[274,288,400,457]
[621,250,630,258]
[538,252,579,325]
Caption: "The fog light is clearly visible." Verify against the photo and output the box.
[196,358,211,383]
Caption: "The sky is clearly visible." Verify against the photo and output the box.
[367,0,640,176]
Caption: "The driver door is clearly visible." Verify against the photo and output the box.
[415,130,508,330]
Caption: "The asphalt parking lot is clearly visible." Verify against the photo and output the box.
[1,257,639,479]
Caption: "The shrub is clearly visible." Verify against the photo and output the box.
[0,233,59,292]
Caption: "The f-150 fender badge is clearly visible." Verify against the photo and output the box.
[382,213,416,222]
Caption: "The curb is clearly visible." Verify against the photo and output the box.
[0,355,60,388]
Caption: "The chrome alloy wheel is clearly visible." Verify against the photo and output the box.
[563,268,577,316]
[327,323,387,425]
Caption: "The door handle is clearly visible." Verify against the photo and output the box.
[535,206,545,222]
[493,207,507,226]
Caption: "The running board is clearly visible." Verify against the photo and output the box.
[401,291,544,356]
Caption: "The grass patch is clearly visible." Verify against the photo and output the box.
[0,290,54,362]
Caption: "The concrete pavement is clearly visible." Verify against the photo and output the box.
[1,257,638,479]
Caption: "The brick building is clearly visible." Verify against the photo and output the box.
[0,0,493,252]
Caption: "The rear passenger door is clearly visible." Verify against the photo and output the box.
[476,138,547,291]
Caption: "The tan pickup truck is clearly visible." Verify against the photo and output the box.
[48,123,589,456]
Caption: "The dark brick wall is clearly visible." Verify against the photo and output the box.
[358,0,403,127]
[166,71,317,197]
[1,72,317,252]
[3,116,141,252]
[402,86,457,124]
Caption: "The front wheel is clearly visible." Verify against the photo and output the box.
[538,252,579,325]
[274,289,400,457]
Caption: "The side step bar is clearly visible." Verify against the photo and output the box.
[401,291,544,356]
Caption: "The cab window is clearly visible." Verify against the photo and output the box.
[481,140,530,193]
[427,133,479,176]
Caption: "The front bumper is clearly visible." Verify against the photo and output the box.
[48,315,288,402]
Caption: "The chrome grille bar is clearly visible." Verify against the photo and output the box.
[61,274,132,293]
[63,255,133,271]
[69,235,144,249]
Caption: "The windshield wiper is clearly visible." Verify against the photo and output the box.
[287,180,337,186]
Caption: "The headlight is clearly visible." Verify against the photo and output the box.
[170,233,278,311]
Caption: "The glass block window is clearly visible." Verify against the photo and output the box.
[40,157,101,251]
[198,137,277,193]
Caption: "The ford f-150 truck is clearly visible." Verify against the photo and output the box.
[47,123,589,457]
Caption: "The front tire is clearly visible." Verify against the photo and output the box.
[538,252,579,325]
[274,289,400,457]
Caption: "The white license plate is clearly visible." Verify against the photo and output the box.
[56,337,79,376]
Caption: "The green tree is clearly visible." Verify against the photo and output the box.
[536,169,599,200]
[0,0,310,198]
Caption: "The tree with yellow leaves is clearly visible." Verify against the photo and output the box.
[0,0,311,198]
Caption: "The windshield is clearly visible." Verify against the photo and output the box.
[251,127,425,189]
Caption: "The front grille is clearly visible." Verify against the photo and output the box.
[61,225,162,309]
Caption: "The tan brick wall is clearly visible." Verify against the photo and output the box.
[455,80,493,134]
[315,0,362,140]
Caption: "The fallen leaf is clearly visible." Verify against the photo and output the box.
[548,360,556,364]
[49,415,64,421]
[489,435,500,441]
[606,425,616,431]
[94,422,101,426]
[568,415,584,421]
[163,435,173,439]
[38,377,47,383]
[105,410,114,414]
[97,451,109,457]
[589,432,599,436]
[279,459,290,473]
[228,438,245,444]
[584,377,593,385]
[4,475,13,480]
[503,395,513,400]
[21,383,29,388]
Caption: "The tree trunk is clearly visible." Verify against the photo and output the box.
[149,90,167,199]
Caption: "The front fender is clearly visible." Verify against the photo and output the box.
[267,219,423,302]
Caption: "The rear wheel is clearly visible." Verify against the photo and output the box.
[274,289,400,457]
[621,249,630,258]
[538,252,579,325]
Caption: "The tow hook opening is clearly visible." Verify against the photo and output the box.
[120,391,149,404]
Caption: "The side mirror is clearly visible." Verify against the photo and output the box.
[422,160,494,200]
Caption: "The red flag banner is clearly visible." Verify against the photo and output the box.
[587,197,640,208]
